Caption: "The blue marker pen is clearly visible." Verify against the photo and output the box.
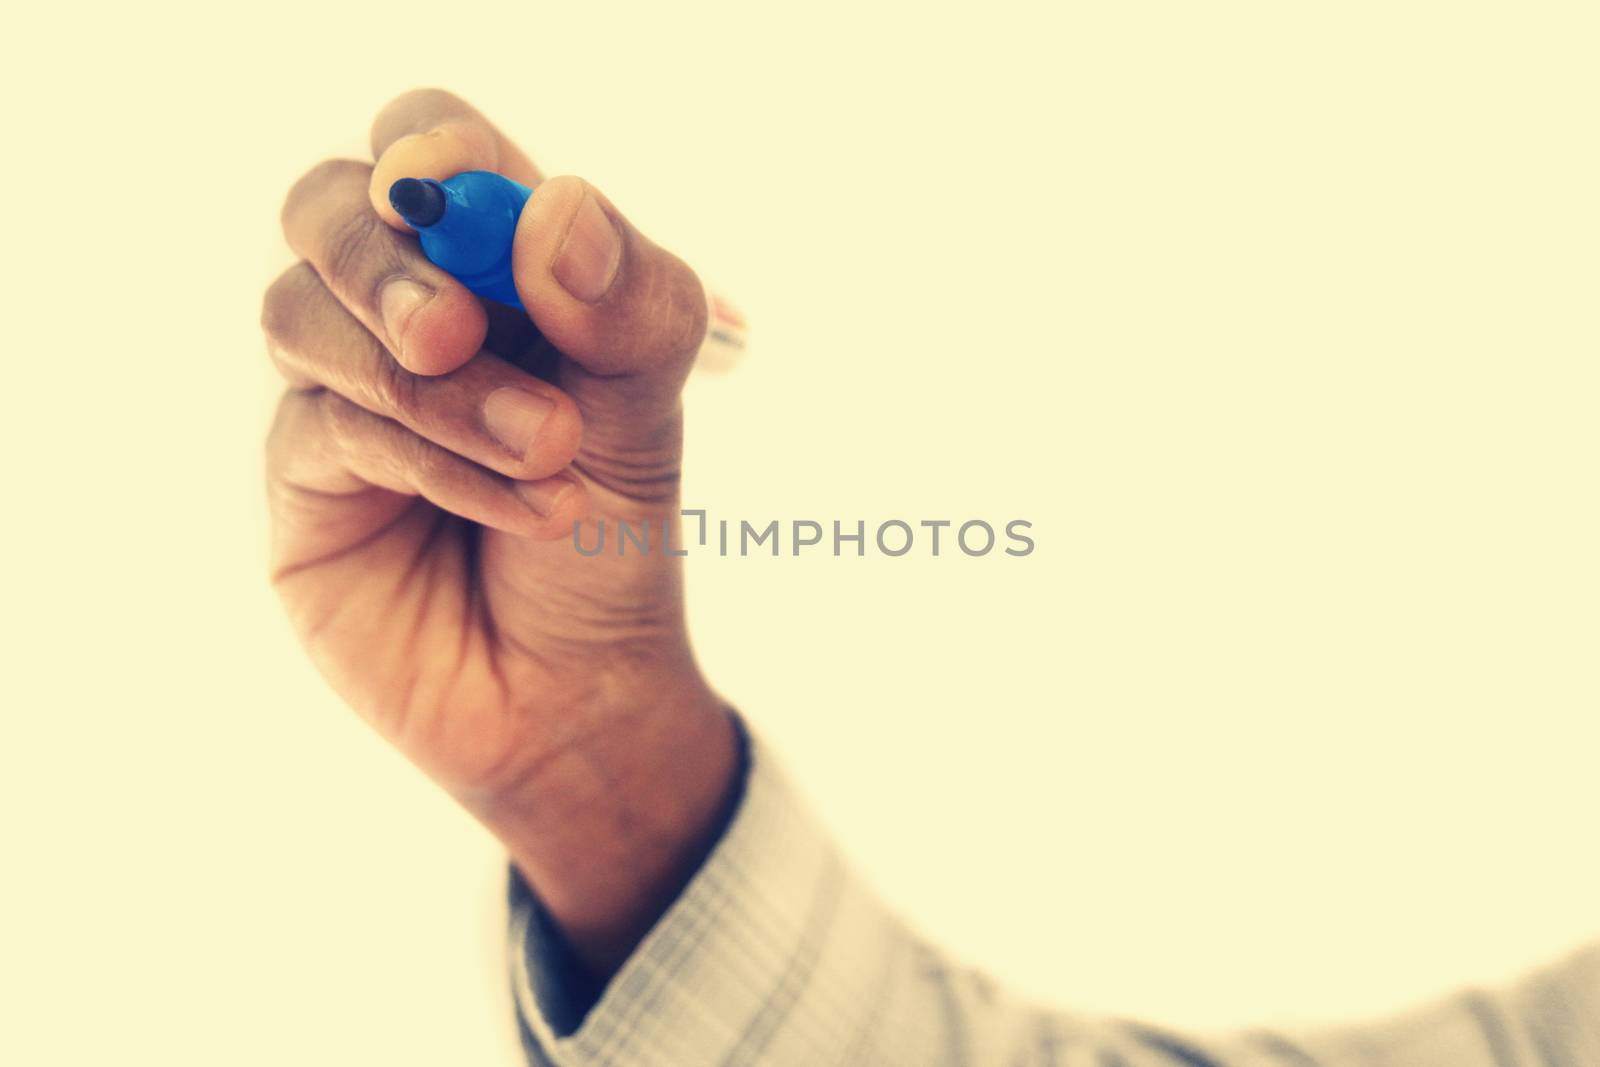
[391,170,751,368]
[389,171,531,308]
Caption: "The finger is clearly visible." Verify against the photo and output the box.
[281,158,486,376]
[514,177,706,378]
[261,263,584,481]
[368,88,543,230]
[511,176,707,471]
[267,389,586,556]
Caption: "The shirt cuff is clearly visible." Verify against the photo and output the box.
[506,718,905,1067]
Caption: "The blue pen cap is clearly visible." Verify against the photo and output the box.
[391,170,533,309]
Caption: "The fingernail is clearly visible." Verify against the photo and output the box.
[483,387,555,458]
[380,277,433,356]
[553,192,622,303]
[515,477,575,517]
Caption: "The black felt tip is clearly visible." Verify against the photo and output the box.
[388,178,447,228]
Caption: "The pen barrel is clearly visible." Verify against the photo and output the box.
[449,261,522,308]
[416,171,533,309]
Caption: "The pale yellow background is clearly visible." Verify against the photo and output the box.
[2,2,1596,1064]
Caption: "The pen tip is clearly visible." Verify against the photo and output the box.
[389,178,447,228]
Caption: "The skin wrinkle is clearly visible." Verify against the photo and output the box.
[262,265,348,371]
[570,458,682,506]
[502,596,685,647]
[376,526,455,735]
[453,709,615,821]
[611,255,702,372]
[302,172,383,287]
[353,228,413,325]
[394,511,451,636]
[372,353,424,430]
[259,263,325,382]
[459,521,514,704]
[482,536,686,637]
[652,254,710,364]
[281,550,415,666]
[266,491,419,586]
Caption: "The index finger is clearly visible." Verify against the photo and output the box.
[368,89,544,229]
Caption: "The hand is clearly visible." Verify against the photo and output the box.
[262,89,738,976]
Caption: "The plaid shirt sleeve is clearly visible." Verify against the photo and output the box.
[506,723,1600,1066]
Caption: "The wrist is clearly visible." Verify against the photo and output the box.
[477,675,741,977]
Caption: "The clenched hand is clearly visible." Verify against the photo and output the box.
[262,89,739,977]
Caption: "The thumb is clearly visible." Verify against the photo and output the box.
[513,177,708,484]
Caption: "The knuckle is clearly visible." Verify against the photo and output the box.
[259,265,327,389]
[264,389,321,473]
[259,263,317,348]
[400,86,466,113]
[376,87,467,133]
[322,208,384,291]
[316,389,363,453]
[264,345,300,387]
[675,273,710,361]
[654,260,709,363]
[280,158,367,232]
[264,389,301,453]
[370,354,422,421]
[402,432,451,486]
